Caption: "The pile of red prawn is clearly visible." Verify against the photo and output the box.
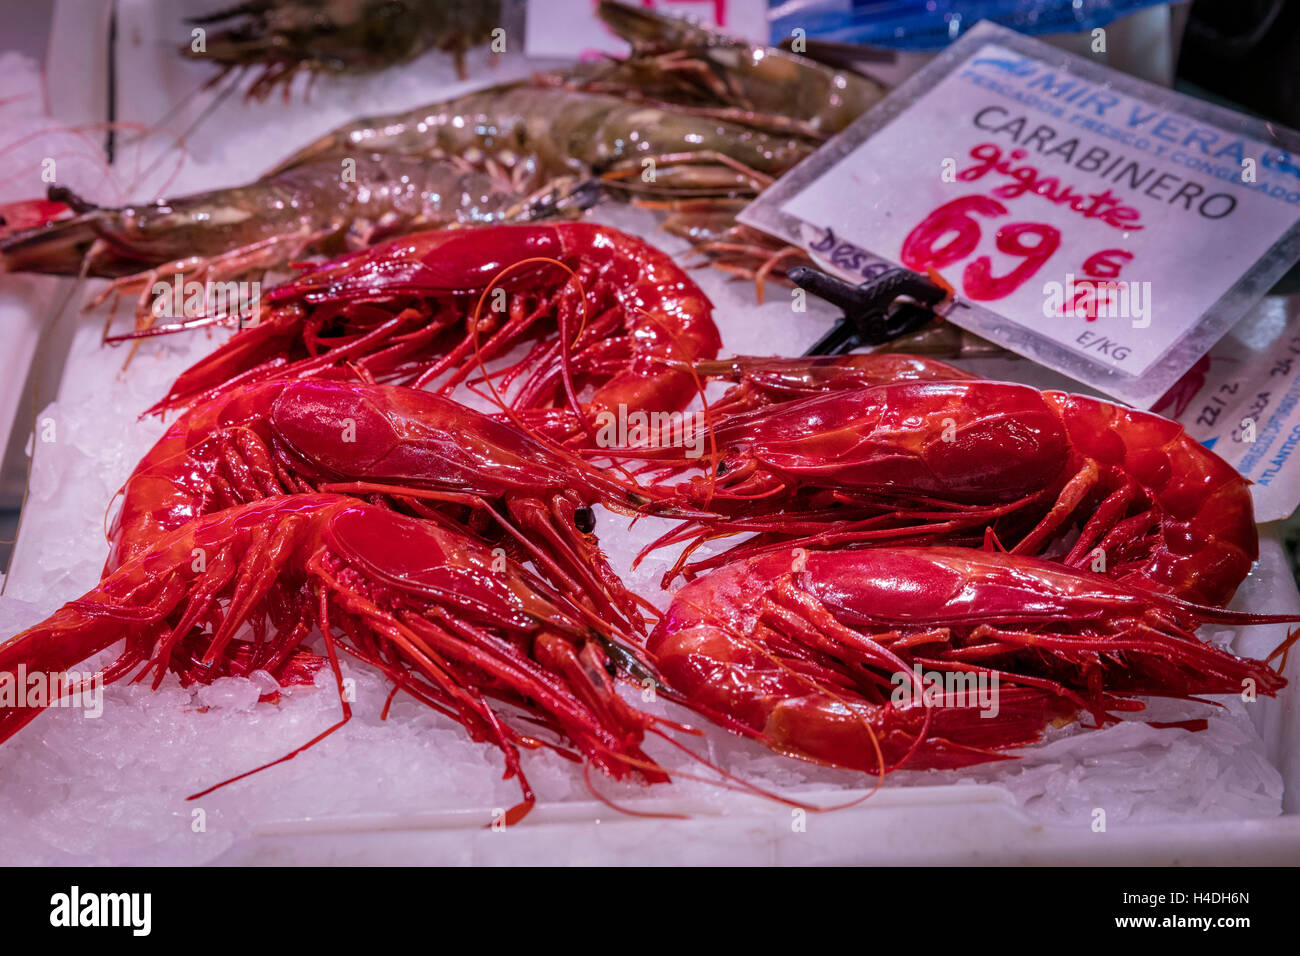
[0,220,1295,825]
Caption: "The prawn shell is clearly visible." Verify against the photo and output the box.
[714,381,1070,502]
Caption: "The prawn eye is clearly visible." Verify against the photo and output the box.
[574,507,596,534]
[716,461,728,476]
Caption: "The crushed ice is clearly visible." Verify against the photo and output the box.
[0,19,1294,864]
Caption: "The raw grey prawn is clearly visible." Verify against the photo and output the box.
[108,379,680,633]
[147,222,722,438]
[0,494,671,823]
[269,81,813,200]
[185,0,504,93]
[635,379,1259,607]
[649,199,817,296]
[0,153,590,341]
[648,546,1296,776]
[534,1,889,292]
[549,1,887,140]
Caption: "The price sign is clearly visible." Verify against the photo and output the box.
[741,21,1300,408]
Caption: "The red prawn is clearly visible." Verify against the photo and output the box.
[107,379,701,634]
[648,546,1295,776]
[635,379,1258,607]
[145,222,721,430]
[5,495,674,822]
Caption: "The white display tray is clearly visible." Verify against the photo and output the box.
[0,0,1296,866]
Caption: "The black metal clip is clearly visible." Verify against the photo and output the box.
[792,265,947,356]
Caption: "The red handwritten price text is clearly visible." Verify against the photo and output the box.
[901,194,1136,305]
[901,196,1059,300]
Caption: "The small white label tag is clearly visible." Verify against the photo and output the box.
[524,0,768,59]
[1156,296,1300,522]
[741,21,1300,408]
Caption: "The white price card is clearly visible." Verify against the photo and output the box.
[525,0,769,59]
[741,21,1300,408]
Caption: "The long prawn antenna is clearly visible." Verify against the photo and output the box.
[462,258,660,507]
[793,265,948,356]
[630,304,721,507]
[133,70,241,188]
